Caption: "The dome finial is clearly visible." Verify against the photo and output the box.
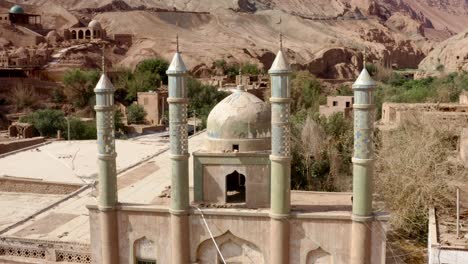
[176,33,179,53]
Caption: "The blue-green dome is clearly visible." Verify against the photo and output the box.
[9,5,25,14]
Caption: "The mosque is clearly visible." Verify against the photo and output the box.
[88,37,388,264]
[0,37,387,263]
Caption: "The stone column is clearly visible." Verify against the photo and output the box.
[269,40,292,264]
[166,44,190,264]
[94,70,119,263]
[350,67,376,264]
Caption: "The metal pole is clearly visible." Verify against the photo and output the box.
[457,187,460,238]
[193,110,196,134]
[67,117,70,141]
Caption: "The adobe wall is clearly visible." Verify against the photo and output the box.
[0,177,82,195]
[88,206,388,264]
[0,137,45,155]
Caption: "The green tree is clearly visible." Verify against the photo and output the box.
[187,77,229,128]
[135,58,169,85]
[115,59,170,102]
[290,71,325,113]
[63,69,100,108]
[20,109,66,137]
[241,63,260,75]
[127,104,147,124]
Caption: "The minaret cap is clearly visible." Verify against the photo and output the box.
[166,34,187,74]
[94,74,115,92]
[269,34,290,73]
[352,68,376,89]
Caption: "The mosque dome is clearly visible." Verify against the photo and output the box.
[206,87,271,152]
[88,20,102,29]
[9,5,24,14]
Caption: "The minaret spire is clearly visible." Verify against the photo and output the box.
[279,33,283,51]
[101,45,105,74]
[363,49,367,69]
[167,33,190,264]
[269,32,292,264]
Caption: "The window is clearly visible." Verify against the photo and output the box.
[144,98,148,105]
[232,144,239,151]
[137,259,156,264]
[332,101,338,106]
[346,102,350,108]
[225,171,246,203]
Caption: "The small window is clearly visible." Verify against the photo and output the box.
[332,101,338,106]
[226,171,246,203]
[143,98,148,105]
[137,259,156,264]
[232,144,239,151]
[346,102,350,108]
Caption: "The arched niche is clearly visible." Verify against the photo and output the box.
[133,236,156,263]
[85,29,91,39]
[71,30,76,39]
[196,231,263,264]
[78,30,84,39]
[306,247,333,264]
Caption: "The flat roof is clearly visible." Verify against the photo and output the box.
[0,139,165,184]
[0,133,205,244]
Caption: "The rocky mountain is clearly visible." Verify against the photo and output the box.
[6,0,468,78]
[418,29,468,75]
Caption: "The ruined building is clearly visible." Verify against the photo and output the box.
[0,48,51,69]
[0,5,41,28]
[64,20,106,41]
[319,95,354,118]
[137,89,168,125]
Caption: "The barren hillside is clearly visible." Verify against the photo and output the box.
[418,29,468,75]
[6,0,468,78]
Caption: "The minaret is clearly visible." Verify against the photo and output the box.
[350,59,376,264]
[268,33,292,264]
[166,34,190,264]
[94,46,119,263]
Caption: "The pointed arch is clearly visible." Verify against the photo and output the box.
[196,231,264,264]
[306,247,333,264]
[133,236,156,263]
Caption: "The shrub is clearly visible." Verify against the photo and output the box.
[241,63,261,75]
[291,112,353,191]
[11,86,40,111]
[375,115,461,242]
[51,87,66,103]
[127,104,147,124]
[64,117,96,140]
[20,109,65,137]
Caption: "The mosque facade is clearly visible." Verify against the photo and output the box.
[88,39,388,264]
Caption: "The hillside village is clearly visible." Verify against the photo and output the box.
[0,0,467,263]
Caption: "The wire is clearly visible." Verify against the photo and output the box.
[194,206,226,264]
